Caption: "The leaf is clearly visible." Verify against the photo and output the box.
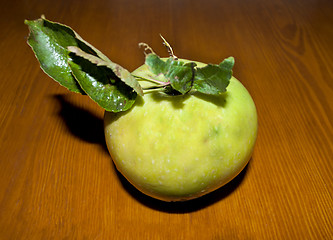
[219,56,235,70]
[68,46,143,96]
[25,16,142,112]
[145,54,196,94]
[193,57,234,95]
[69,54,137,112]
[25,17,93,94]
[164,58,196,94]
[145,53,169,77]
[26,16,235,112]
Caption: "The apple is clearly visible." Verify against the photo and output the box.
[104,59,257,202]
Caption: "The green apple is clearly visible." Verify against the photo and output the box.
[104,59,258,202]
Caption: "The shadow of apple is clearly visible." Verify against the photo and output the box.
[116,161,250,213]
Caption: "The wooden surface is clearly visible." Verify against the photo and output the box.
[0,0,332,239]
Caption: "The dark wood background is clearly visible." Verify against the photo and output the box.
[0,0,332,239]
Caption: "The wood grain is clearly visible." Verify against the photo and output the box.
[0,0,332,239]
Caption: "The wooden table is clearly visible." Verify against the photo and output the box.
[1,0,332,239]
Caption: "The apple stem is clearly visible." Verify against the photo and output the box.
[138,42,155,55]
[142,88,165,94]
[134,75,170,86]
[160,35,178,60]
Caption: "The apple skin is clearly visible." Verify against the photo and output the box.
[104,59,258,202]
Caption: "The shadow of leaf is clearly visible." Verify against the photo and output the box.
[52,94,108,153]
[193,91,229,108]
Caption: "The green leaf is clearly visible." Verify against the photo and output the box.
[69,54,137,112]
[165,58,196,94]
[145,53,169,77]
[219,56,235,71]
[25,16,142,112]
[144,53,234,95]
[145,54,196,94]
[25,17,91,93]
[26,17,235,112]
[193,57,234,95]
[68,46,143,96]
